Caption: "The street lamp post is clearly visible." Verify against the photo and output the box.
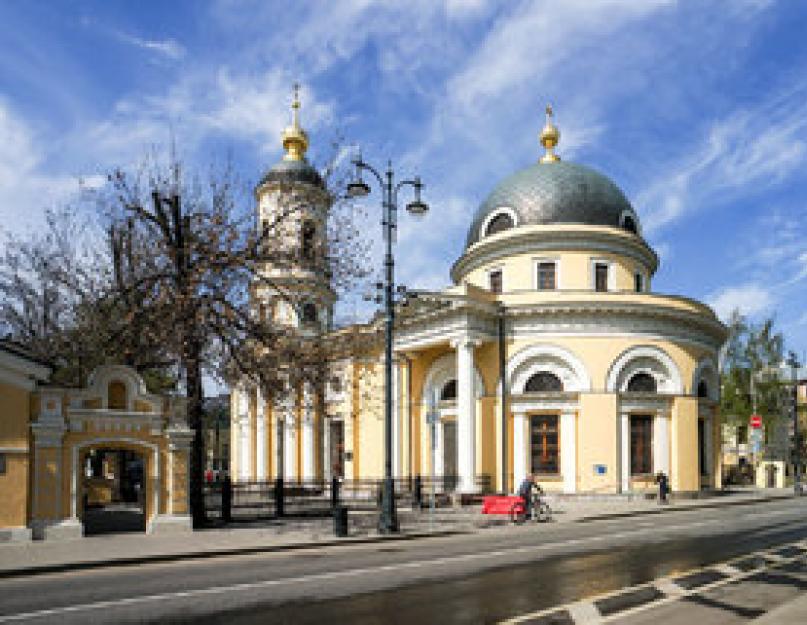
[787,352,802,495]
[347,155,428,534]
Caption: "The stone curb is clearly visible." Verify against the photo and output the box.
[573,493,795,523]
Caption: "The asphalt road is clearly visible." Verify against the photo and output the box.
[1,498,805,624]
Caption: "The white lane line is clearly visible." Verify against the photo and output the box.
[0,514,800,623]
[567,601,601,625]
[714,563,742,576]
[654,578,685,597]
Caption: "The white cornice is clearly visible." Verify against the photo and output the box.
[452,227,658,283]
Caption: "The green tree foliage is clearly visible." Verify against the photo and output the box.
[720,311,784,429]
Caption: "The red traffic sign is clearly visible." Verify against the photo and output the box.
[750,414,762,428]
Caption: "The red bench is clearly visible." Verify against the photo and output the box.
[481,495,525,520]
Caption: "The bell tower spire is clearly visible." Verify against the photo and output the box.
[282,83,309,161]
[539,103,561,164]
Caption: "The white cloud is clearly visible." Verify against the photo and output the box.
[637,87,807,234]
[447,0,671,114]
[0,99,88,232]
[708,283,774,320]
[114,32,186,60]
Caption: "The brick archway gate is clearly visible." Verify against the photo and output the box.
[30,365,194,540]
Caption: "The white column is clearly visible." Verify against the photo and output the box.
[302,384,315,480]
[653,413,670,477]
[392,361,401,478]
[238,389,251,481]
[620,412,630,493]
[455,337,477,492]
[513,412,527,491]
[256,390,267,480]
[561,411,577,494]
[284,397,296,481]
[323,417,332,482]
[434,418,444,481]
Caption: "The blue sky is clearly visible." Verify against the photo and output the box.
[1,0,807,360]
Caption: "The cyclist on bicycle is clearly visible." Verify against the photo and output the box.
[517,473,536,517]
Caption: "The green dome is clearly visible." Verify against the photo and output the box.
[466,161,639,248]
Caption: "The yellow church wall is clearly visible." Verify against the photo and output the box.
[465,248,653,293]
[355,360,384,478]
[578,394,619,492]
[671,397,700,492]
[478,397,496,486]
[0,381,30,447]
[0,454,29,527]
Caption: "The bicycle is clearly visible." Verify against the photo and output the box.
[511,486,552,524]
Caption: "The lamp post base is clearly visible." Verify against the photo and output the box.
[378,477,399,534]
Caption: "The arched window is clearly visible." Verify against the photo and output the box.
[301,221,316,260]
[301,303,318,324]
[440,380,457,401]
[626,372,657,393]
[525,372,563,393]
[697,380,709,398]
[108,380,127,410]
[485,212,514,237]
[622,215,637,234]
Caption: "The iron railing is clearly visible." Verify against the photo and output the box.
[203,474,493,524]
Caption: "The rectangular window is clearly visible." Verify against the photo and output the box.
[536,261,556,290]
[595,262,609,292]
[737,425,748,445]
[489,269,503,294]
[0,453,5,475]
[630,415,653,475]
[634,272,644,293]
[530,414,560,474]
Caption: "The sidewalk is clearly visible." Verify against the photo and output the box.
[0,489,794,579]
[751,593,807,624]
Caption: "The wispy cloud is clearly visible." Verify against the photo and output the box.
[637,85,807,235]
[0,99,94,232]
[114,31,186,60]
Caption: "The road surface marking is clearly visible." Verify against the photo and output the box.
[500,539,807,625]
[0,512,802,623]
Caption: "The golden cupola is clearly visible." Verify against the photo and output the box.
[281,83,309,162]
[539,104,561,164]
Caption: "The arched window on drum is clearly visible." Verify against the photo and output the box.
[484,211,515,237]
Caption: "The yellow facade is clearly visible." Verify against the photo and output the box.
[0,347,194,542]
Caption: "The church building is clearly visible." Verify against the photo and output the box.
[231,97,727,496]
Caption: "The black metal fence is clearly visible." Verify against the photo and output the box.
[203,474,492,524]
